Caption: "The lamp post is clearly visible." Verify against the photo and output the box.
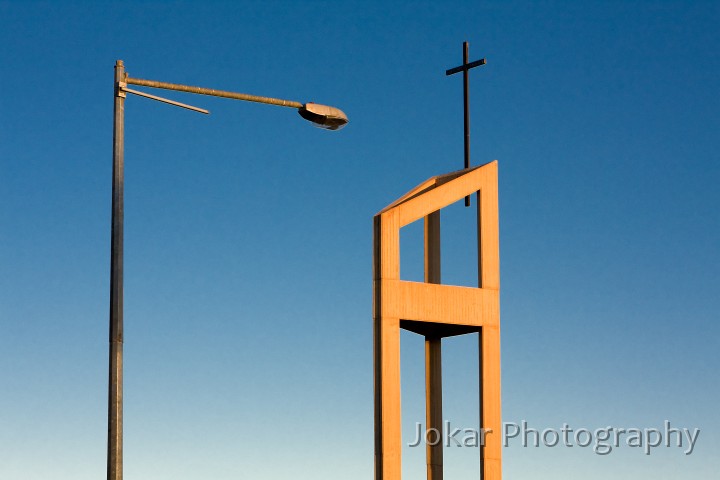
[107,59,347,480]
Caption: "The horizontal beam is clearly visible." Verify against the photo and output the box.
[378,279,498,327]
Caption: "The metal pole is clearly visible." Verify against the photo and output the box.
[102,61,346,480]
[463,41,471,207]
[108,59,125,480]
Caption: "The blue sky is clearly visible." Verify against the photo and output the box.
[0,1,718,479]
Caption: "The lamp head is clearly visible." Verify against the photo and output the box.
[298,103,348,130]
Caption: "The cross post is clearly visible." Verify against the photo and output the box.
[446,41,486,206]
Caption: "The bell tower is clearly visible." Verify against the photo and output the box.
[373,160,502,480]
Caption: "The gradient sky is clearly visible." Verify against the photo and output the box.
[1,1,718,479]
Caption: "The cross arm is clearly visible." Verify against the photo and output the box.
[445,58,486,76]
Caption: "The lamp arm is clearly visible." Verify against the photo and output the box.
[126,77,304,109]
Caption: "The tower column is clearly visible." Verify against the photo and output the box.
[424,210,443,480]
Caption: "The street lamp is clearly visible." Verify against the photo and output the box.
[107,59,347,480]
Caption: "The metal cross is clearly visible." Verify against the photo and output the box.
[446,41,486,206]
